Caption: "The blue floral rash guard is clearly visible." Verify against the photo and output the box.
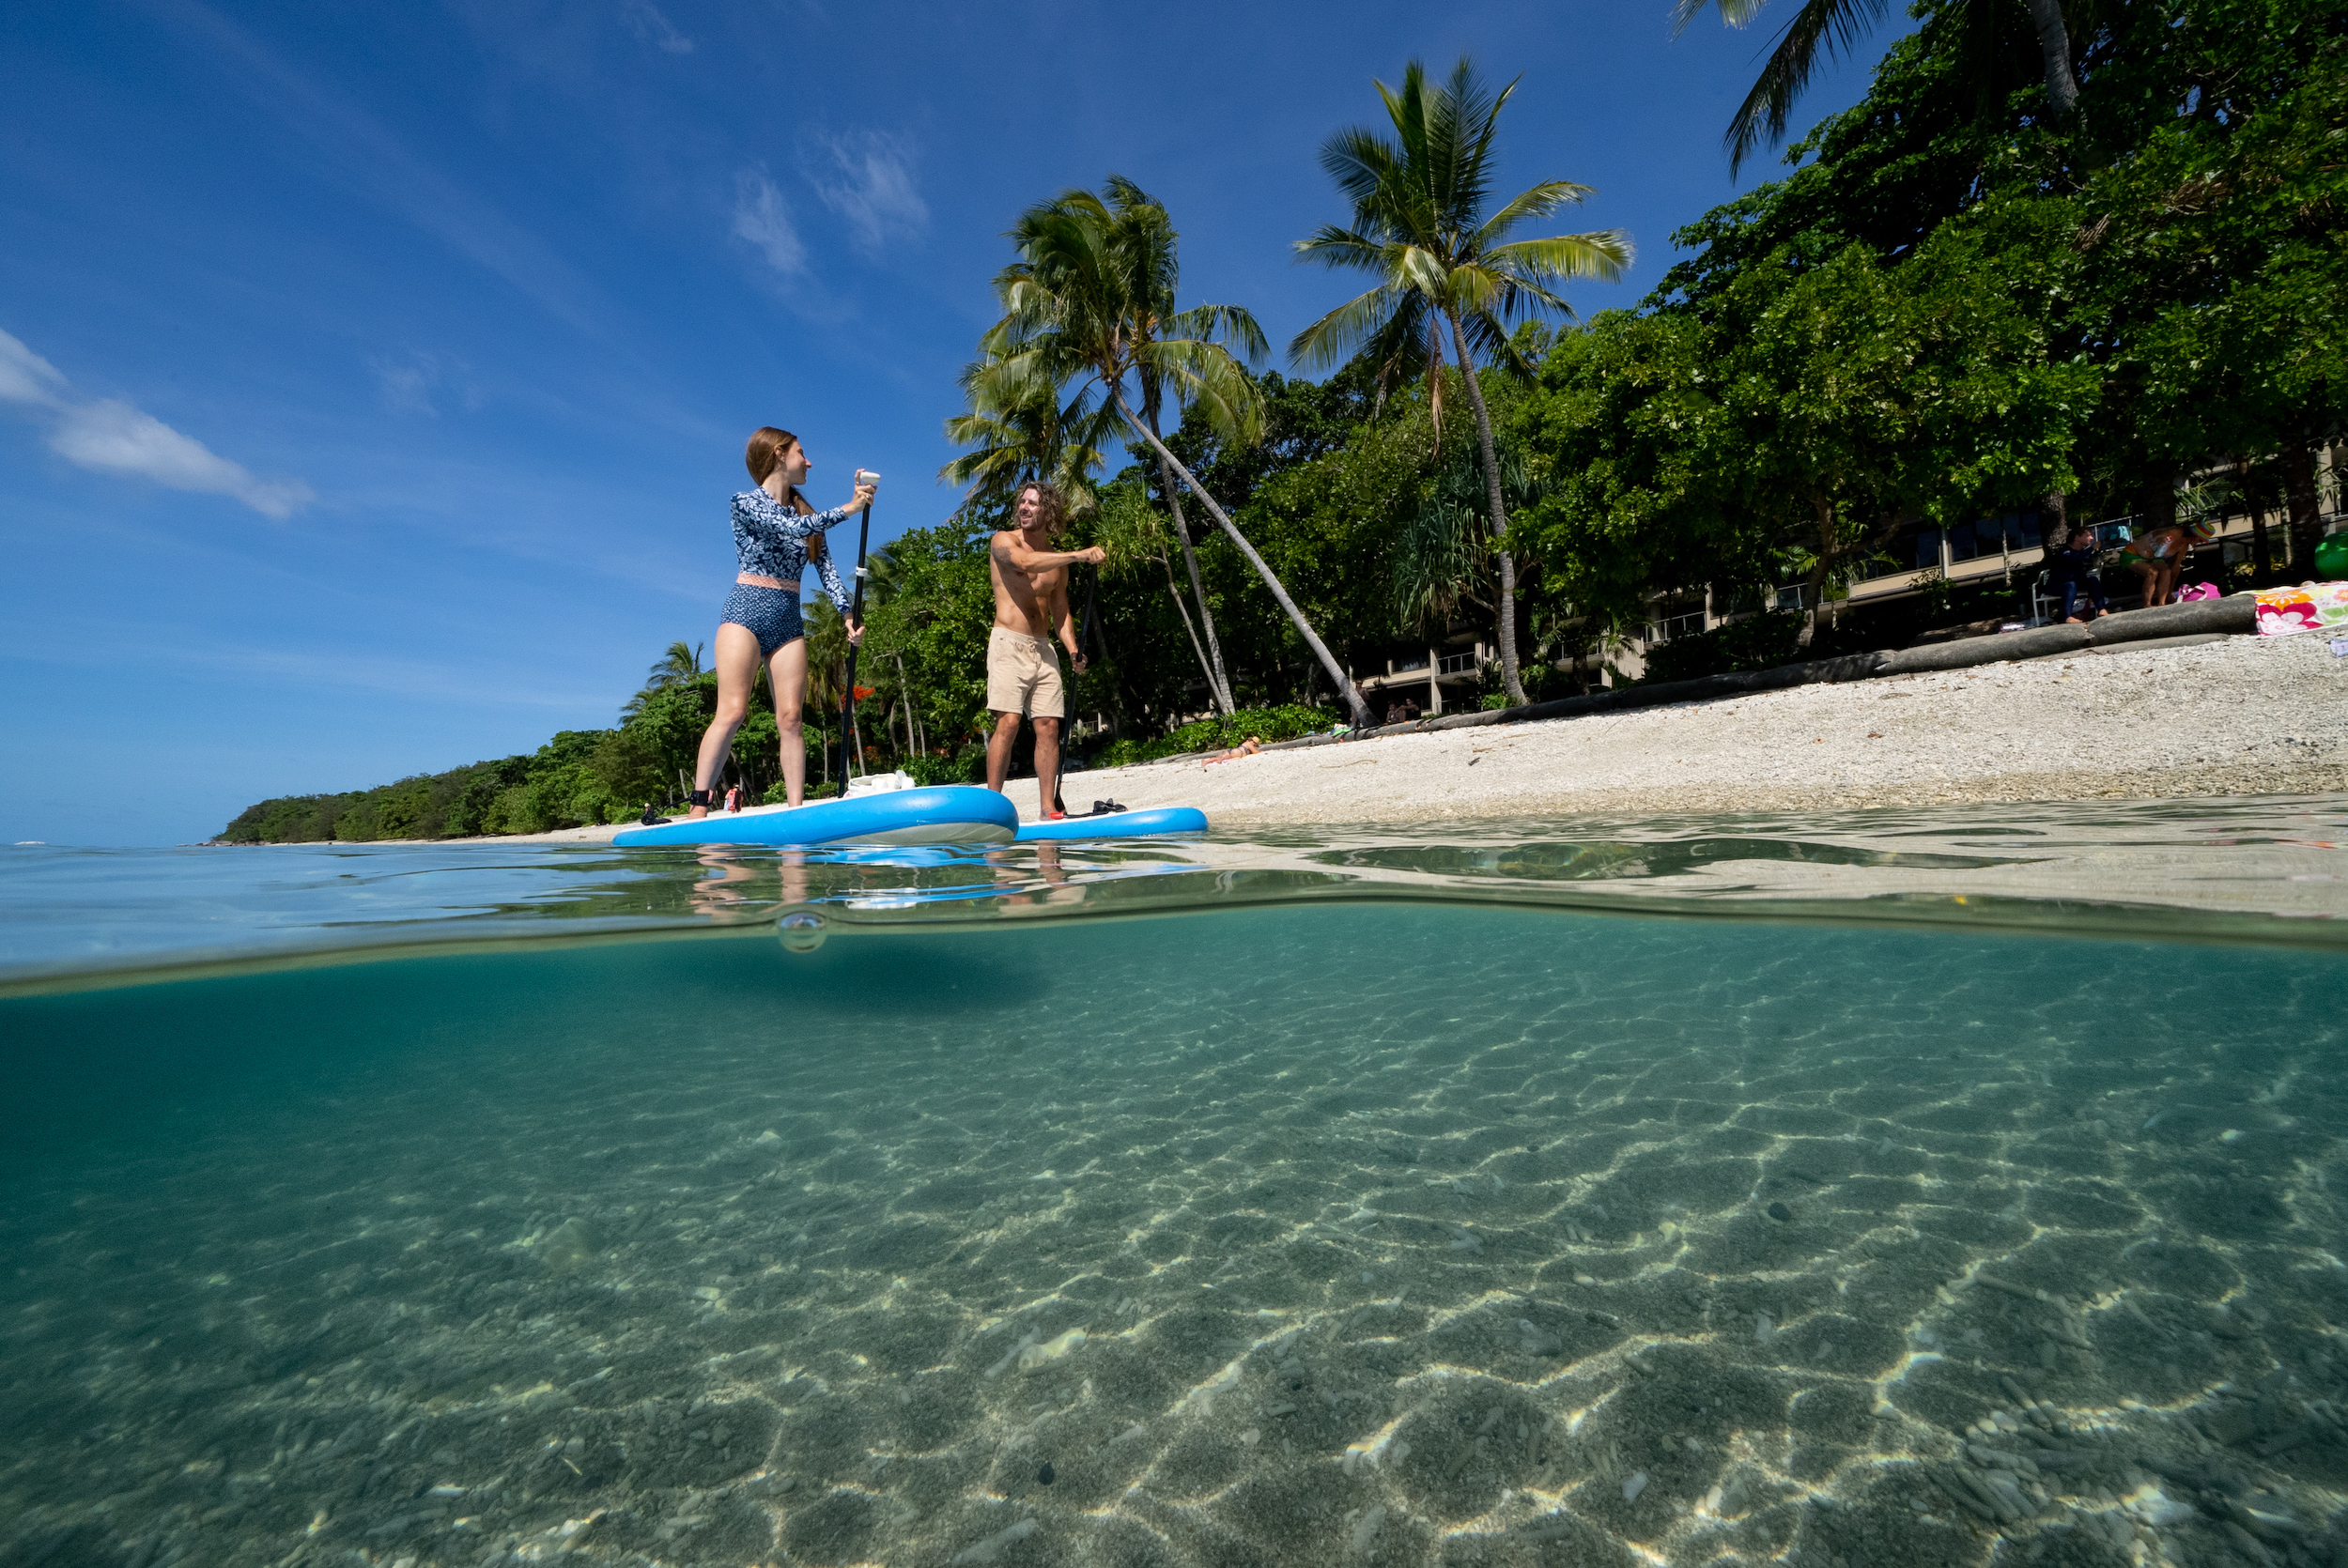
[731,490,854,612]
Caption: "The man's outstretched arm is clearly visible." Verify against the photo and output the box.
[994,535,1105,573]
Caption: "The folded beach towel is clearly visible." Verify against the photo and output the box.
[2252,582,2348,638]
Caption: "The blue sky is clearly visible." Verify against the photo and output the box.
[0,0,1892,846]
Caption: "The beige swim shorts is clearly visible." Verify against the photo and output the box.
[987,625,1066,718]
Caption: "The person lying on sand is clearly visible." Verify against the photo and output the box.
[1203,736,1263,766]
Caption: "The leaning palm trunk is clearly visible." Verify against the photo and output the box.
[1445,310,1527,705]
[1119,395,1373,729]
[1157,455,1236,714]
[2016,0,2080,123]
[1156,551,1223,715]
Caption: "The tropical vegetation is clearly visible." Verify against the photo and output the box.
[220,0,2343,840]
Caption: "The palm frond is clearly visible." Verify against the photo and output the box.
[1293,225,1396,275]
[1483,231,1634,286]
[1134,339,1266,446]
[1166,302,1270,366]
[1395,244,1451,300]
[1725,0,1891,173]
[1432,59,1510,238]
[1468,180,1597,249]
[1288,283,1411,371]
[1352,297,1436,412]
[1315,126,1400,215]
[1672,0,1772,38]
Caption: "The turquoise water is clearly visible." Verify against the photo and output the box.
[4,802,2348,1568]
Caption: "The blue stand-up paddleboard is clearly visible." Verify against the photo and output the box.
[1013,807,1209,843]
[612,785,1019,848]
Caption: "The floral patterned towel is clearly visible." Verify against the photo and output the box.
[2252,582,2348,638]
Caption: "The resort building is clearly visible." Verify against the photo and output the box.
[1614,450,2347,684]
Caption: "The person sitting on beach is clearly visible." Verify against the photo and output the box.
[2047,528,2108,623]
[1203,735,1263,766]
[984,482,1103,821]
[686,426,868,818]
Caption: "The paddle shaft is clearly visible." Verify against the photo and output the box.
[836,493,873,780]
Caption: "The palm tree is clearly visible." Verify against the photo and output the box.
[620,639,704,720]
[1293,57,1630,704]
[977,178,1375,729]
[975,179,1244,715]
[1675,0,2078,174]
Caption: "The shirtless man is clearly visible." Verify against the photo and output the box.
[985,482,1104,819]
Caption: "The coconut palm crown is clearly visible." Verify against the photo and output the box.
[1292,55,1630,703]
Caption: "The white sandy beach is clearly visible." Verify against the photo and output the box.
[513,632,2346,842]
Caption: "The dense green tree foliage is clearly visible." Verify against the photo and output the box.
[1515,0,2341,649]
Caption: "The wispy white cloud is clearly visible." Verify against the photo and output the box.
[369,350,480,417]
[732,168,808,277]
[0,331,67,407]
[806,131,929,254]
[623,0,694,54]
[0,328,314,518]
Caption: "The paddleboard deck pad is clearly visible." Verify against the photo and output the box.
[612,785,1018,848]
[1014,807,1208,842]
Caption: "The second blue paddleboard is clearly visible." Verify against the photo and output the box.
[1013,807,1209,842]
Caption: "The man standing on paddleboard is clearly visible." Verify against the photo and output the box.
[985,482,1102,820]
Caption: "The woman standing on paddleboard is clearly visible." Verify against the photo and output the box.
[687,426,870,818]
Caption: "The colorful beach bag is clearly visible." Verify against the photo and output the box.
[2253,582,2348,638]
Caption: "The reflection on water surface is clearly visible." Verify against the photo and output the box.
[3,794,2344,992]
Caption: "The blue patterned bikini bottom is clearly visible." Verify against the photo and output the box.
[719,584,805,656]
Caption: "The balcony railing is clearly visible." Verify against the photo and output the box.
[1645,611,1706,645]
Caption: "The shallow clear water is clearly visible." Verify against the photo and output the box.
[4,800,2348,1568]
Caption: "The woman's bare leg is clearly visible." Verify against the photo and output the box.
[767,638,811,807]
[692,623,765,815]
